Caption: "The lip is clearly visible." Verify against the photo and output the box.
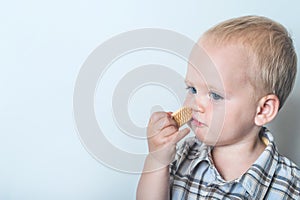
[191,116,207,127]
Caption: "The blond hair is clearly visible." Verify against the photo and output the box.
[202,15,297,109]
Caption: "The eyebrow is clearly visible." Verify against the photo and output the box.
[184,79,193,85]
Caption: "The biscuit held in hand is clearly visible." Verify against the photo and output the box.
[146,111,191,171]
[171,107,192,127]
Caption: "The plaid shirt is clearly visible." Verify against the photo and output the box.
[170,128,300,199]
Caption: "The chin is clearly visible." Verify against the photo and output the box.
[193,126,220,146]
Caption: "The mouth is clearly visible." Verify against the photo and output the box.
[191,116,207,127]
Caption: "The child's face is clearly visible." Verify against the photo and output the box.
[184,42,260,146]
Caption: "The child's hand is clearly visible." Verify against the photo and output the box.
[146,111,190,169]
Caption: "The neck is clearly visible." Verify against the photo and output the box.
[211,130,266,181]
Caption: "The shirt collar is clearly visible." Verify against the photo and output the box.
[239,127,279,198]
[182,128,279,198]
[176,137,211,173]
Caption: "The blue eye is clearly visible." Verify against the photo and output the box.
[186,86,197,94]
[209,92,224,101]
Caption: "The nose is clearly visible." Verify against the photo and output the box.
[184,94,206,113]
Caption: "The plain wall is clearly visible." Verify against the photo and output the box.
[1,0,299,199]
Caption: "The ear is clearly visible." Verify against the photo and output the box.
[254,94,280,126]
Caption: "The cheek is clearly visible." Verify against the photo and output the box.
[222,101,253,126]
[209,105,224,126]
[211,101,225,115]
[207,102,226,126]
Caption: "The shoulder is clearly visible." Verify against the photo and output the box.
[277,155,300,179]
[272,154,300,197]
[276,154,300,181]
[263,128,300,180]
[247,128,299,198]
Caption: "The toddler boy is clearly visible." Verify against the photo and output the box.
[137,15,300,199]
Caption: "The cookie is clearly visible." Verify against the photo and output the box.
[171,107,192,127]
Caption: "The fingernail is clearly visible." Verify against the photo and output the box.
[167,112,173,117]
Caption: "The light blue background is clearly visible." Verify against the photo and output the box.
[1,0,300,199]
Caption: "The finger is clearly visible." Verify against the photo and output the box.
[147,124,177,140]
[160,125,178,137]
[173,128,190,144]
[152,115,177,132]
[149,112,169,125]
[161,127,190,146]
